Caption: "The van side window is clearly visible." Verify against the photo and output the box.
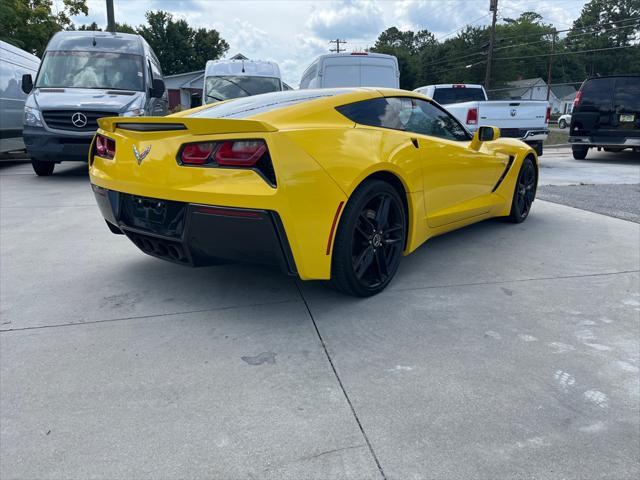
[148,59,162,81]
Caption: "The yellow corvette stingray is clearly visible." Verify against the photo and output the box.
[89,88,537,296]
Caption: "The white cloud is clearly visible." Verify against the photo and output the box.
[59,0,588,87]
[307,0,384,40]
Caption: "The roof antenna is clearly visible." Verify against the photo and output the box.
[92,35,97,47]
[241,59,245,73]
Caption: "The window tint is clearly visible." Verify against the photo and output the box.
[432,87,485,104]
[336,97,470,141]
[614,77,640,112]
[203,76,282,104]
[578,78,614,113]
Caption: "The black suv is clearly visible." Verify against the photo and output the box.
[569,75,640,160]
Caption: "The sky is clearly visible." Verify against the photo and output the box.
[55,0,590,86]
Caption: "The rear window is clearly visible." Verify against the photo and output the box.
[189,89,352,119]
[578,78,614,112]
[432,87,485,104]
[614,77,640,112]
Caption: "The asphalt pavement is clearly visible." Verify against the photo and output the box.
[1,153,639,479]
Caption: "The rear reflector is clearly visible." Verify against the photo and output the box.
[573,90,582,109]
[545,106,551,124]
[466,107,478,125]
[196,206,263,219]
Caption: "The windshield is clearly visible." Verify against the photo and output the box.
[204,76,282,104]
[35,51,144,91]
[432,87,485,105]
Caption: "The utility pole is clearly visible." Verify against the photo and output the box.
[329,39,347,53]
[106,0,116,33]
[546,29,556,101]
[484,0,498,90]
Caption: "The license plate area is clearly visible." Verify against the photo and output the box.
[620,114,635,123]
[120,194,186,239]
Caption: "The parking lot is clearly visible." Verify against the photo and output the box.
[1,148,639,479]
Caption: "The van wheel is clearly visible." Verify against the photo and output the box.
[31,159,55,176]
[572,146,588,160]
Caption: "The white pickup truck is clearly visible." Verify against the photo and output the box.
[414,84,550,155]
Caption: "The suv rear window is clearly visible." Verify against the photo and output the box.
[432,87,485,104]
[578,78,614,112]
[614,77,640,112]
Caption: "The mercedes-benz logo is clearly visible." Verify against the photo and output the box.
[71,112,87,128]
[510,109,517,117]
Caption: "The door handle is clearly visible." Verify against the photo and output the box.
[411,138,419,148]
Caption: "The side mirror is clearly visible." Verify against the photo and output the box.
[151,78,165,98]
[21,74,33,94]
[470,126,500,150]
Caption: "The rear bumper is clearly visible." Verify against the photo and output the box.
[499,128,549,142]
[23,126,93,162]
[92,185,297,275]
[568,136,640,148]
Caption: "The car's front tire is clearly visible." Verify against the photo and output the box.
[572,146,588,160]
[558,119,567,129]
[330,179,406,297]
[31,159,55,176]
[507,156,537,223]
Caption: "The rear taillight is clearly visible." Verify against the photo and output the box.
[573,90,582,109]
[178,139,276,186]
[181,142,216,165]
[215,140,267,166]
[466,107,478,125]
[545,106,551,124]
[95,134,116,159]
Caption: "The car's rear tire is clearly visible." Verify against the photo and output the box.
[558,119,567,129]
[330,179,406,297]
[507,156,536,223]
[31,159,55,176]
[572,146,588,160]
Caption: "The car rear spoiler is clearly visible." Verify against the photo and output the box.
[97,116,277,135]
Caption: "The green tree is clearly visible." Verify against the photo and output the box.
[74,21,136,34]
[564,0,640,76]
[137,11,229,75]
[370,27,435,89]
[0,0,88,56]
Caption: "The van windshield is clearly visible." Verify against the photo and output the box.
[204,76,281,104]
[35,51,144,91]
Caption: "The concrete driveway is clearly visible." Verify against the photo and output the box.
[1,158,638,479]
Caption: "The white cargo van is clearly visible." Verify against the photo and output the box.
[203,59,283,104]
[299,52,399,89]
[0,41,40,154]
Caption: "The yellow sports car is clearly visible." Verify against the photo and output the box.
[89,88,537,296]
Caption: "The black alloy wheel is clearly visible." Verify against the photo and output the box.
[559,119,567,129]
[331,180,406,296]
[507,157,536,223]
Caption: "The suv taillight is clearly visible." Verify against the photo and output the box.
[95,134,115,159]
[178,139,276,186]
[466,107,478,125]
[573,90,582,109]
[545,106,551,124]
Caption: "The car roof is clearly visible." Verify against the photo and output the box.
[46,31,144,55]
[184,88,430,123]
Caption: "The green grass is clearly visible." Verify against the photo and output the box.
[545,129,569,146]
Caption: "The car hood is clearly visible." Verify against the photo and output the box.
[32,88,144,113]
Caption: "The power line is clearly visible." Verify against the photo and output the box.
[436,13,492,41]
[421,22,638,69]
[494,44,637,60]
